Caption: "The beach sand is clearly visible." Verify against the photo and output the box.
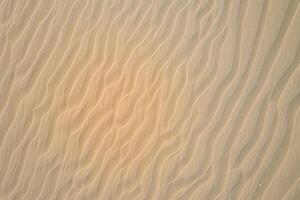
[0,0,300,199]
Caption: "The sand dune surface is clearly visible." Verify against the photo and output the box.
[0,0,300,199]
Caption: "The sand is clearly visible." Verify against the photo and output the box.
[0,0,300,199]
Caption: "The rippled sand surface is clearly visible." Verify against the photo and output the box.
[0,0,300,199]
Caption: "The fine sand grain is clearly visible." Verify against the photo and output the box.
[0,0,300,199]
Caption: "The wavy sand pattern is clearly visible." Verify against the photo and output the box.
[0,0,300,199]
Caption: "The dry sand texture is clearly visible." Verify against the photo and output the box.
[0,0,300,199]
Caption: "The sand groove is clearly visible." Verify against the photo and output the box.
[0,0,300,199]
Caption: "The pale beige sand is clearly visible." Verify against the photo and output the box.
[0,0,300,199]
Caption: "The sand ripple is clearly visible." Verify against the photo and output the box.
[0,0,300,199]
